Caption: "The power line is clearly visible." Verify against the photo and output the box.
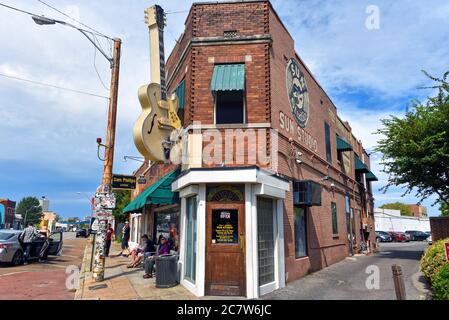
[0,72,110,99]
[36,0,112,40]
[0,1,110,40]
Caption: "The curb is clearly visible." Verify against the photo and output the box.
[411,270,433,300]
[75,240,92,300]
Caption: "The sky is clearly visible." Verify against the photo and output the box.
[0,0,448,218]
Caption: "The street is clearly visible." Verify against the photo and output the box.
[0,232,87,300]
[262,241,430,300]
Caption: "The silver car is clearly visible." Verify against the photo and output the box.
[0,230,24,266]
[0,230,63,266]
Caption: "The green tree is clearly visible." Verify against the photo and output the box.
[379,202,413,216]
[55,214,63,222]
[376,71,449,208]
[16,197,42,225]
[440,202,449,217]
[113,190,131,223]
[67,217,80,223]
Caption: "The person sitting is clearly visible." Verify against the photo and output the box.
[142,236,170,279]
[127,234,155,268]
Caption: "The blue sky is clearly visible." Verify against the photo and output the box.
[0,0,448,218]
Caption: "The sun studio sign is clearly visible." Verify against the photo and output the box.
[286,58,310,128]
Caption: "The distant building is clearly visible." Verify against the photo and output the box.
[39,197,50,212]
[374,208,430,232]
[408,204,427,218]
[0,199,19,229]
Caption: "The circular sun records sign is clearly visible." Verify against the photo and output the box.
[286,58,310,128]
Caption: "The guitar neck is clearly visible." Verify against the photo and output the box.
[149,19,167,101]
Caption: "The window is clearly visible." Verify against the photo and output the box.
[184,196,197,283]
[294,207,308,258]
[331,202,338,235]
[174,80,185,125]
[215,91,245,124]
[257,198,275,286]
[324,122,332,163]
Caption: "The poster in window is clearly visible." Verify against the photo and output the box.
[212,209,238,244]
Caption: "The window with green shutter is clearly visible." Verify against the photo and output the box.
[174,80,185,125]
[331,202,338,235]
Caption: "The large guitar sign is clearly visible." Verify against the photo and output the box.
[133,5,181,163]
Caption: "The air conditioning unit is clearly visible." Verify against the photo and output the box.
[293,180,322,206]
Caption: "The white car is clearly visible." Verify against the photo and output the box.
[427,235,432,245]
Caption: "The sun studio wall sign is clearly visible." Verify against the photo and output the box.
[279,58,318,153]
[286,58,310,128]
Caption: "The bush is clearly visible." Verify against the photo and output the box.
[420,238,448,282]
[433,263,449,300]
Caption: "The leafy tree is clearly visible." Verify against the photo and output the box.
[16,197,42,225]
[376,71,449,208]
[379,202,413,216]
[113,190,131,223]
[440,202,449,217]
[55,214,63,222]
[67,217,80,223]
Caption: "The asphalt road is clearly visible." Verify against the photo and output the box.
[262,241,430,300]
[0,232,87,300]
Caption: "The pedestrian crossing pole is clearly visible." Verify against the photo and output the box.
[92,38,121,282]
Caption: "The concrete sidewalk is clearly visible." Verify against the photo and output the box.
[75,240,197,300]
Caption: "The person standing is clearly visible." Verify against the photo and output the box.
[120,221,130,256]
[105,223,115,257]
[19,222,42,265]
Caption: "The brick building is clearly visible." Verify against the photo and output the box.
[125,0,377,298]
[408,204,428,218]
[0,199,17,229]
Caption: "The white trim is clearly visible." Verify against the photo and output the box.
[276,199,286,288]
[179,185,199,198]
[255,184,286,199]
[172,168,290,193]
[259,281,277,296]
[197,184,207,297]
[179,197,187,287]
[245,184,259,299]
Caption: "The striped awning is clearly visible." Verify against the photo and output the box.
[210,64,245,92]
[354,155,370,173]
[336,136,353,151]
[365,171,378,181]
[123,169,180,213]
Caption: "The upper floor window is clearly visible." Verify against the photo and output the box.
[211,64,245,124]
[324,122,332,163]
[174,80,186,125]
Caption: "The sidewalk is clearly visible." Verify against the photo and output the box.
[75,240,198,300]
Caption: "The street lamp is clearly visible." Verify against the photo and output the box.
[24,205,39,226]
[33,14,122,282]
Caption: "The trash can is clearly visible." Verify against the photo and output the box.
[155,254,178,288]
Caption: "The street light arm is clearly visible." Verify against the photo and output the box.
[76,28,113,66]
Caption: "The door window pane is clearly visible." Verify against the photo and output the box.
[294,207,307,258]
[211,209,238,244]
[257,198,275,286]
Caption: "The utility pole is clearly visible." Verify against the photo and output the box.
[92,38,122,282]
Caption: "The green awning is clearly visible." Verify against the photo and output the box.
[211,64,245,92]
[123,169,180,213]
[365,171,378,181]
[336,136,353,151]
[354,155,370,173]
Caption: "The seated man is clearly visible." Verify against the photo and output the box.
[127,234,155,268]
[142,236,171,279]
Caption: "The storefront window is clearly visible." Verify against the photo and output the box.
[185,196,197,283]
[257,198,275,286]
[294,207,308,258]
[154,207,179,251]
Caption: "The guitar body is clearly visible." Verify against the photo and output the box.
[133,83,181,162]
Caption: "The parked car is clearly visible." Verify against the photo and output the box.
[76,229,89,238]
[427,234,432,245]
[388,231,408,242]
[405,230,429,241]
[0,230,63,266]
[376,231,393,242]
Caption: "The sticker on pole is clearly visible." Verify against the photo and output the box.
[91,218,99,232]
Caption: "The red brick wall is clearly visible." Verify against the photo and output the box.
[430,217,449,241]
